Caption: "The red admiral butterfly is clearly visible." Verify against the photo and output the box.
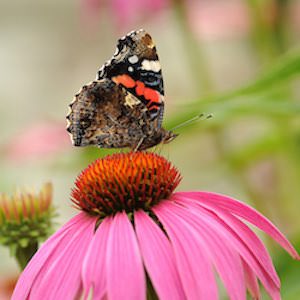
[66,29,177,151]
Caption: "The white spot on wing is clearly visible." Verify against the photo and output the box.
[141,59,161,72]
[128,55,138,64]
[128,66,134,72]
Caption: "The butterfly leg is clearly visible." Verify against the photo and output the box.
[133,137,144,152]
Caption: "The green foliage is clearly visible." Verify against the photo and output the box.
[167,49,300,130]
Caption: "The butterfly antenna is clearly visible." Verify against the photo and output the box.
[170,113,213,131]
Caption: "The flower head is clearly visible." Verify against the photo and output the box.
[72,152,181,216]
[0,183,54,248]
[0,183,55,270]
[12,153,299,300]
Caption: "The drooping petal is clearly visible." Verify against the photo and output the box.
[177,191,299,259]
[157,200,246,300]
[153,201,218,300]
[134,210,185,300]
[175,194,281,300]
[176,194,280,285]
[106,212,146,300]
[82,217,112,299]
[22,213,95,300]
[242,259,260,300]
[12,212,94,300]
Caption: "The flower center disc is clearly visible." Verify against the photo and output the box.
[71,152,181,216]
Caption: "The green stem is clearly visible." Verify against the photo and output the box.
[146,274,158,300]
[15,242,38,270]
[246,0,289,61]
[172,0,214,95]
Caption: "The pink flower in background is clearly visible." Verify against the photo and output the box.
[81,0,168,29]
[12,153,299,299]
[5,122,71,163]
[187,1,250,40]
[81,0,252,39]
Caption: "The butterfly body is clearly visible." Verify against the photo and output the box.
[66,29,177,150]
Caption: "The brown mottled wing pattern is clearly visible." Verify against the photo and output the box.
[66,79,160,149]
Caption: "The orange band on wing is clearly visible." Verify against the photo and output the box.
[149,105,160,111]
[113,77,161,106]
[135,81,145,96]
[112,75,136,88]
[136,81,160,104]
[144,87,159,103]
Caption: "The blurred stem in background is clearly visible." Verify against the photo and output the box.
[172,0,214,96]
[15,242,38,270]
[247,0,289,60]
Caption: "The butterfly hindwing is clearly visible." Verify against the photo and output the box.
[66,79,160,149]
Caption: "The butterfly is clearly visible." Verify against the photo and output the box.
[66,29,177,151]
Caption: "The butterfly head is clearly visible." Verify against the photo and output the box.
[136,128,178,151]
[161,129,178,145]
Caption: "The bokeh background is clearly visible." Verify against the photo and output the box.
[1,0,300,298]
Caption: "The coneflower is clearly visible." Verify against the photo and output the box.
[12,152,299,300]
[0,183,55,270]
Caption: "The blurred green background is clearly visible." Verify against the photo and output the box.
[0,0,300,298]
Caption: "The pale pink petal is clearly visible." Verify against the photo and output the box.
[134,210,185,300]
[106,212,145,300]
[175,195,281,300]
[242,259,260,300]
[28,213,96,300]
[158,200,246,300]
[12,212,92,300]
[82,217,112,299]
[153,202,218,300]
[177,191,299,259]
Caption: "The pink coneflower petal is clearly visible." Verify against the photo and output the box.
[134,210,185,300]
[178,191,299,259]
[11,213,92,300]
[176,194,280,285]
[175,194,281,299]
[82,217,112,299]
[106,212,145,300]
[12,213,96,300]
[153,202,218,300]
[30,213,96,300]
[242,259,260,300]
[157,200,246,300]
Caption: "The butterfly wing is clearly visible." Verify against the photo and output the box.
[66,79,158,149]
[97,29,165,125]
